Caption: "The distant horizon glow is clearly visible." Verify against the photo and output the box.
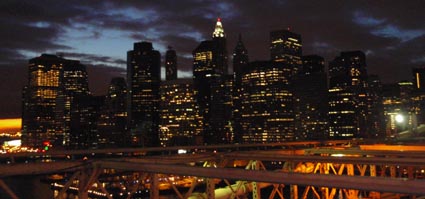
[0,118,21,131]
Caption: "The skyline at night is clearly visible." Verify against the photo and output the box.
[1,0,425,118]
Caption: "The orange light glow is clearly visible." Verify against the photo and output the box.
[0,118,21,132]
[360,144,425,152]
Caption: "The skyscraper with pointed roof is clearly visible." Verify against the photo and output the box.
[212,17,228,75]
[193,18,229,144]
[212,18,225,38]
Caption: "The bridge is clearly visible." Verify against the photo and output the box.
[1,141,425,199]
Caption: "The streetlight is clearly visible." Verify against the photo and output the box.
[395,114,404,124]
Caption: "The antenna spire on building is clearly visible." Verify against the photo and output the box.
[212,17,225,38]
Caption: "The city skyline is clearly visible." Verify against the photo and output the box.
[1,0,425,118]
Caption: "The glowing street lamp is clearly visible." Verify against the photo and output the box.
[395,114,404,124]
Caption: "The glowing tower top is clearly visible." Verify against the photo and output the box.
[212,18,225,38]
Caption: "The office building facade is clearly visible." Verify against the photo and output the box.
[22,54,66,147]
[127,41,161,147]
[192,18,229,144]
[232,34,249,143]
[240,61,294,143]
[294,55,328,140]
[328,51,368,139]
[97,77,128,148]
[270,29,302,76]
[159,79,203,146]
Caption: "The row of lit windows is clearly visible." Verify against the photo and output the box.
[31,69,60,87]
[194,51,213,62]
[35,89,57,99]
[329,111,355,114]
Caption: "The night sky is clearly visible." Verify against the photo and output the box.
[0,0,424,118]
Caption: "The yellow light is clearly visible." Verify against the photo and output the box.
[395,114,404,123]
[416,73,420,89]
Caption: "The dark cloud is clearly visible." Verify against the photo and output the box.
[0,62,27,118]
[56,52,126,67]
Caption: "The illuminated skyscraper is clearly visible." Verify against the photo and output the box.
[159,79,203,146]
[240,61,294,143]
[328,51,368,139]
[62,60,90,146]
[193,40,214,144]
[165,46,177,81]
[22,54,93,148]
[212,18,228,75]
[193,18,229,144]
[232,34,249,143]
[270,29,302,76]
[294,55,328,140]
[127,41,161,147]
[22,54,65,147]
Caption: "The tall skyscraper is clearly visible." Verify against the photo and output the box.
[294,55,328,140]
[193,18,229,144]
[159,79,203,146]
[127,41,161,147]
[165,46,177,81]
[270,29,302,76]
[232,34,249,143]
[62,59,90,146]
[240,61,294,143]
[212,18,228,75]
[22,54,65,148]
[97,77,128,148]
[328,51,368,139]
[193,40,215,144]
[22,54,91,148]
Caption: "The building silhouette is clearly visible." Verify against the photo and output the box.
[328,51,368,139]
[97,77,128,148]
[366,75,385,138]
[240,61,294,143]
[69,95,104,149]
[165,46,177,81]
[192,18,229,144]
[294,55,328,140]
[127,42,161,147]
[232,34,249,143]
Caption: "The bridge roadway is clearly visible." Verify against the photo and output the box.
[1,141,425,198]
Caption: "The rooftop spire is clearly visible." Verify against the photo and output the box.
[212,17,225,38]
